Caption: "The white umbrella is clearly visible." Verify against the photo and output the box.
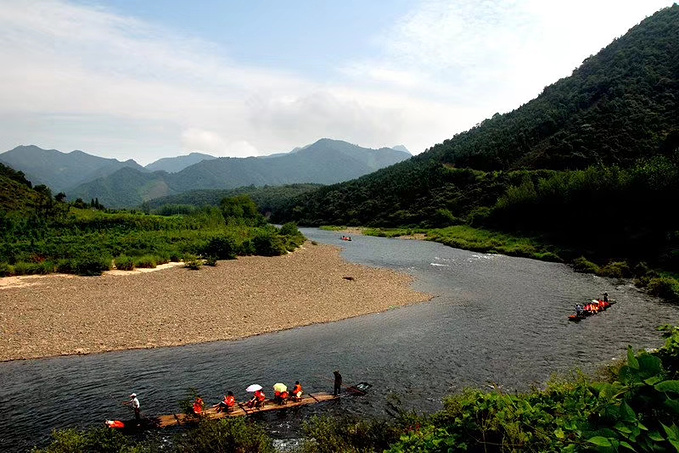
[273,383,287,393]
[246,384,262,392]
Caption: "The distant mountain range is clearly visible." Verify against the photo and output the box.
[145,152,217,173]
[0,145,146,193]
[0,139,410,207]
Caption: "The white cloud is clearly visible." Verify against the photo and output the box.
[0,0,674,162]
[352,0,675,112]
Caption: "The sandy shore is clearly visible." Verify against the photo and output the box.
[0,242,432,361]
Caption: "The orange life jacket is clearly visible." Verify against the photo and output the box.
[225,395,236,407]
[281,391,289,400]
[255,390,266,401]
[293,384,302,395]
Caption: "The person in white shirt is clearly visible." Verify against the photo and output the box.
[127,393,141,421]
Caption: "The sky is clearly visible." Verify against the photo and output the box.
[0,0,675,165]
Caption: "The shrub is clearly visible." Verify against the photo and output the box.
[0,262,14,277]
[597,260,632,278]
[572,256,600,273]
[239,239,255,255]
[114,255,135,271]
[72,255,112,276]
[184,254,202,270]
[279,222,301,237]
[252,232,286,256]
[13,261,47,275]
[32,427,131,453]
[204,236,237,260]
[174,418,274,453]
[134,255,157,269]
[301,415,404,453]
[205,256,218,266]
[647,277,679,301]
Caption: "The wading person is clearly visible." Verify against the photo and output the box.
[125,393,141,421]
[333,370,342,396]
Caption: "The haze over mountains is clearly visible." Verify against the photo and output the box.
[0,139,410,208]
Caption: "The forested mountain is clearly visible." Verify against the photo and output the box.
[69,139,411,208]
[0,145,145,193]
[273,6,679,269]
[145,152,216,173]
[423,6,679,171]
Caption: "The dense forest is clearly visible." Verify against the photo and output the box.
[145,183,322,216]
[272,6,679,282]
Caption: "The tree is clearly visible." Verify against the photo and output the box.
[220,195,265,226]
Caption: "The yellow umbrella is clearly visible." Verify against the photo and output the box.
[273,383,287,393]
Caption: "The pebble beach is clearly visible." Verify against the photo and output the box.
[0,242,432,361]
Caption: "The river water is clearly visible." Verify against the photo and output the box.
[1,228,678,451]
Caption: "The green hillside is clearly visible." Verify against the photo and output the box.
[273,5,679,273]
[0,162,48,213]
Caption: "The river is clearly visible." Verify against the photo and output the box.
[1,228,677,451]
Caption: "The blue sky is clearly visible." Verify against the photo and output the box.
[0,0,675,164]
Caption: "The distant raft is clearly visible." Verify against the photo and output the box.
[569,299,616,322]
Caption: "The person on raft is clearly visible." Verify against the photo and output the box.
[192,396,205,415]
[274,387,289,405]
[215,391,237,413]
[247,389,266,408]
[291,381,303,402]
[125,393,141,421]
[333,370,343,396]
[603,292,609,303]
[575,304,584,317]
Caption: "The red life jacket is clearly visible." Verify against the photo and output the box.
[106,420,125,429]
[255,390,266,401]
[193,398,204,414]
[225,395,236,407]
[281,391,289,400]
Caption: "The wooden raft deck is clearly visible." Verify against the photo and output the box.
[156,392,338,428]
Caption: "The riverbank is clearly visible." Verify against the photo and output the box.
[0,242,432,361]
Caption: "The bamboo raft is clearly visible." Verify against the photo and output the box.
[156,392,338,428]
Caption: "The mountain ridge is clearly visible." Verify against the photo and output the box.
[0,145,146,193]
[67,138,411,207]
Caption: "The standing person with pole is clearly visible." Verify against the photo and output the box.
[125,393,141,422]
[333,370,342,396]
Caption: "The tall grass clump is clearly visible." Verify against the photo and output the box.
[114,255,134,271]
